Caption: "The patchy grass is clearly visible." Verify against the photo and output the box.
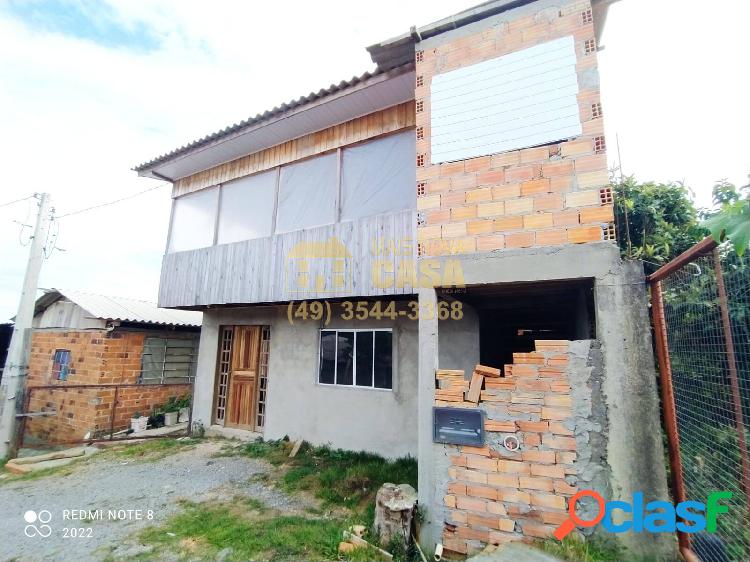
[137,499,346,561]
[101,438,200,462]
[240,439,417,512]
[0,457,83,484]
[541,534,624,562]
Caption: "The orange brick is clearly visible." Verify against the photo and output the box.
[519,476,554,491]
[521,178,551,196]
[541,406,571,421]
[486,501,508,516]
[540,510,569,525]
[440,161,465,177]
[565,190,600,208]
[452,510,468,524]
[517,421,549,432]
[492,184,521,200]
[456,525,490,542]
[427,208,451,224]
[466,187,493,202]
[568,225,602,243]
[467,485,498,500]
[494,216,524,231]
[561,139,591,157]
[427,178,451,193]
[443,222,468,238]
[477,169,505,185]
[456,495,487,512]
[418,225,441,241]
[442,537,468,555]
[545,395,572,407]
[465,155,491,172]
[485,420,517,432]
[476,235,505,252]
[497,460,530,474]
[531,464,566,478]
[443,191,467,207]
[580,205,614,223]
[496,488,531,504]
[520,146,550,163]
[522,450,556,464]
[550,176,573,192]
[467,513,516,532]
[542,435,576,451]
[542,160,574,177]
[477,201,505,217]
[530,492,566,510]
[467,456,498,471]
[418,194,441,210]
[521,521,555,538]
[487,473,520,488]
[491,151,520,168]
[505,232,535,249]
[467,219,493,235]
[536,229,568,246]
[523,213,554,229]
[444,494,457,507]
[533,193,564,211]
[457,468,489,484]
[554,480,577,495]
[450,455,468,467]
[448,482,467,495]
[451,205,477,221]
[452,174,478,190]
[574,154,607,174]
[505,198,534,215]
[505,165,536,182]
[549,422,574,436]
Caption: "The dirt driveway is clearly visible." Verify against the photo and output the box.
[0,440,310,562]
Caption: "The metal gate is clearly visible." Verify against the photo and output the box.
[650,237,750,562]
[18,382,194,448]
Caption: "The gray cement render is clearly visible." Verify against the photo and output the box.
[192,302,419,459]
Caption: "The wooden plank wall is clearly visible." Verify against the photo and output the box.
[159,210,417,308]
[173,101,416,197]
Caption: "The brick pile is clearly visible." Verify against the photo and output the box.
[415,0,615,256]
[435,340,577,555]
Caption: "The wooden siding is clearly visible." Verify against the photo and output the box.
[159,210,417,308]
[173,101,416,197]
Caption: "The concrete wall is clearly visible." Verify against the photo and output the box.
[193,301,419,459]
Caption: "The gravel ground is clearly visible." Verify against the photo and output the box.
[0,440,310,562]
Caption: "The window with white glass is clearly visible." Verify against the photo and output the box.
[318,329,393,389]
[168,187,219,252]
[275,152,337,233]
[340,131,416,221]
[217,170,276,244]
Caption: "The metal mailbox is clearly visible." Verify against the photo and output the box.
[433,407,484,446]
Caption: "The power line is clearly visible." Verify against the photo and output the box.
[0,194,36,209]
[56,184,166,219]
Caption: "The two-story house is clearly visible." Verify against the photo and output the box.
[135,1,672,557]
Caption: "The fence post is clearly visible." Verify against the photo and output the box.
[651,280,693,556]
[109,386,119,441]
[713,247,750,518]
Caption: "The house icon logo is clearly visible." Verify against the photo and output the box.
[285,237,353,294]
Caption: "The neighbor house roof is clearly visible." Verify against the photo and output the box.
[34,289,202,327]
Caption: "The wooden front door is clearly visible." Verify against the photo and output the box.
[225,326,261,429]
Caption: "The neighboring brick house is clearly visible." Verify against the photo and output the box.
[24,289,201,443]
[134,1,672,558]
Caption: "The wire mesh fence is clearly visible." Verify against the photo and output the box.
[653,240,750,561]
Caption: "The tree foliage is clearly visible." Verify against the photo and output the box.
[612,176,706,268]
[704,179,750,256]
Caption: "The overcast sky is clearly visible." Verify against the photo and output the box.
[0,0,748,321]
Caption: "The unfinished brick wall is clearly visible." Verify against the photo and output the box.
[415,0,615,256]
[24,329,191,443]
[437,340,578,555]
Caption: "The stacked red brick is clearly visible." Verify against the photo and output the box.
[415,0,615,256]
[437,340,577,555]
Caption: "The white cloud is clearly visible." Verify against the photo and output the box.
[0,0,748,321]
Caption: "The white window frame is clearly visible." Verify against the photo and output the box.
[317,328,393,391]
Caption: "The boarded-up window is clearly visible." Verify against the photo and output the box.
[139,337,198,384]
[168,187,219,253]
[217,170,276,244]
[276,152,337,233]
[430,35,581,163]
[52,349,71,381]
[318,329,392,389]
[340,131,416,221]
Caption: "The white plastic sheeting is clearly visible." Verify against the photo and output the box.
[168,187,218,253]
[430,35,581,163]
[340,130,415,221]
[217,170,276,244]
[276,152,337,233]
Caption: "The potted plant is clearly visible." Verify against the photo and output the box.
[130,411,148,432]
[177,394,191,423]
[163,397,179,426]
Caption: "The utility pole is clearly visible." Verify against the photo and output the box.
[0,193,51,459]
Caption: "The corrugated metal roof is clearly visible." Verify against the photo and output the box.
[133,67,399,174]
[37,290,202,327]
